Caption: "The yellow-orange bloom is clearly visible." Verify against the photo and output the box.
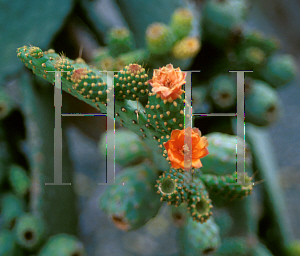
[163,127,209,170]
[148,64,185,103]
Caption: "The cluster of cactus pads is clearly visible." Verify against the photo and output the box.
[0,0,296,255]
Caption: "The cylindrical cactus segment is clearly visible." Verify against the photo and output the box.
[155,169,187,205]
[260,54,297,88]
[8,164,31,197]
[107,27,136,57]
[146,23,175,55]
[172,37,201,60]
[245,80,282,126]
[115,49,150,70]
[114,64,149,100]
[178,216,221,256]
[170,8,194,40]
[186,178,213,223]
[14,213,45,250]
[209,74,237,109]
[38,234,86,256]
[99,161,161,231]
[199,132,252,176]
[200,171,253,201]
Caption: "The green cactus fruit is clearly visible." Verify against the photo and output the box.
[171,37,201,60]
[107,27,136,57]
[115,49,150,70]
[170,8,194,41]
[200,132,252,176]
[209,74,237,110]
[0,229,18,256]
[0,193,26,229]
[286,240,300,256]
[114,64,149,100]
[0,86,14,120]
[145,23,176,55]
[14,213,45,250]
[200,171,253,201]
[178,216,221,256]
[239,46,266,69]
[201,0,248,46]
[245,80,282,126]
[214,237,249,256]
[260,54,297,88]
[243,30,281,56]
[170,202,189,227]
[155,168,188,206]
[99,128,151,167]
[99,161,161,231]
[8,165,30,197]
[38,234,86,256]
[186,177,213,223]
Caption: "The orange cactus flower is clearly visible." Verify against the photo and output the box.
[148,64,186,103]
[163,127,209,170]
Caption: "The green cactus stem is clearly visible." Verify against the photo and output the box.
[38,234,86,256]
[155,168,187,205]
[245,80,282,126]
[199,132,252,176]
[99,161,161,231]
[14,213,46,250]
[185,177,213,223]
[98,128,152,167]
[107,27,136,57]
[178,216,221,256]
[8,165,30,198]
[169,8,194,41]
[200,171,253,201]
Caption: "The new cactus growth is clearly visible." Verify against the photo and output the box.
[169,8,194,41]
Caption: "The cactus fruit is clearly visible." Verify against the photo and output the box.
[14,213,45,250]
[0,229,18,256]
[107,27,136,57]
[209,74,237,110]
[259,54,297,88]
[245,80,282,126]
[38,234,86,256]
[199,132,252,176]
[0,193,26,229]
[99,161,161,231]
[155,168,187,205]
[115,49,150,70]
[8,165,30,197]
[114,64,149,100]
[171,37,201,60]
[99,128,151,167]
[186,177,213,223]
[170,8,194,41]
[145,23,175,55]
[178,216,221,256]
[201,0,249,46]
